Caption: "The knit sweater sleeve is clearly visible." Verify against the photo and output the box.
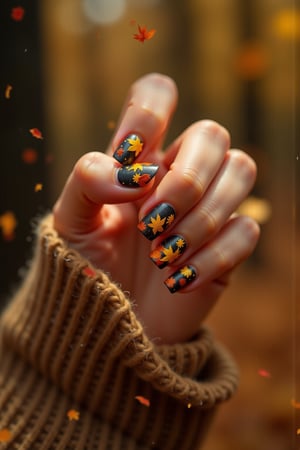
[0,215,239,450]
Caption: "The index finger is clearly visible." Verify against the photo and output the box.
[108,73,178,164]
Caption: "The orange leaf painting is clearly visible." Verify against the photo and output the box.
[82,266,96,277]
[67,409,80,421]
[135,396,150,407]
[11,6,25,22]
[165,277,176,289]
[137,221,147,232]
[0,428,12,443]
[29,128,43,140]
[133,25,156,43]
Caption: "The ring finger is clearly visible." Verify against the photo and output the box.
[149,149,257,268]
[137,120,230,240]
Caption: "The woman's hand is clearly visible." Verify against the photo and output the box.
[53,73,260,344]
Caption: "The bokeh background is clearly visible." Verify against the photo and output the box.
[0,0,299,449]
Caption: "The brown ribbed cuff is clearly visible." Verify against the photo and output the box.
[0,215,239,449]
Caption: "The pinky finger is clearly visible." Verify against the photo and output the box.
[164,215,260,293]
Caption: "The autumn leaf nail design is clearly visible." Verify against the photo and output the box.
[117,163,159,187]
[164,265,197,293]
[150,235,187,268]
[138,203,176,241]
[113,134,144,165]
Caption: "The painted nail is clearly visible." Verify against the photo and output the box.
[164,265,197,293]
[149,235,187,269]
[113,134,144,165]
[117,163,159,188]
[137,203,176,241]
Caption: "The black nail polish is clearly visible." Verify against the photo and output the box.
[113,134,144,165]
[137,203,176,241]
[164,265,197,293]
[149,235,187,268]
[117,163,159,188]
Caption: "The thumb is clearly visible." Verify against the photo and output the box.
[53,151,158,235]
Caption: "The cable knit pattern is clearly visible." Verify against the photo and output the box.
[0,215,239,449]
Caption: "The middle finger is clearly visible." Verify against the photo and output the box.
[137,120,230,240]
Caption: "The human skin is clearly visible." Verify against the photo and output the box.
[53,73,260,344]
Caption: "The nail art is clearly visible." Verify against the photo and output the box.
[117,163,159,188]
[149,235,187,269]
[164,265,197,293]
[138,203,176,241]
[113,134,144,165]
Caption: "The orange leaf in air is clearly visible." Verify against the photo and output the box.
[11,6,25,22]
[5,84,13,99]
[135,396,150,407]
[0,428,12,442]
[291,398,300,409]
[0,211,17,241]
[258,368,271,378]
[29,128,43,139]
[67,409,80,421]
[22,148,38,164]
[133,25,156,43]
[34,183,43,192]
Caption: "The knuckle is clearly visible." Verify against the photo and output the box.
[73,152,101,181]
[181,167,204,200]
[198,207,217,237]
[213,246,231,272]
[230,150,257,183]
[186,120,231,148]
[241,216,261,243]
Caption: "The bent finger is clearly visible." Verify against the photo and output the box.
[163,215,260,293]
[53,152,159,236]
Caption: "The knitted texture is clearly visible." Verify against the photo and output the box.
[0,215,239,449]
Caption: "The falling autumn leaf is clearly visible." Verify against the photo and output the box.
[258,369,271,378]
[107,120,116,130]
[29,128,43,140]
[34,183,43,192]
[67,409,80,421]
[291,398,300,409]
[5,84,13,99]
[0,428,12,442]
[11,6,25,22]
[0,211,17,241]
[133,25,156,43]
[22,148,38,164]
[135,396,150,407]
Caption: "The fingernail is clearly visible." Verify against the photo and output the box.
[149,235,187,269]
[113,134,144,165]
[164,265,197,293]
[138,203,175,241]
[117,163,159,188]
